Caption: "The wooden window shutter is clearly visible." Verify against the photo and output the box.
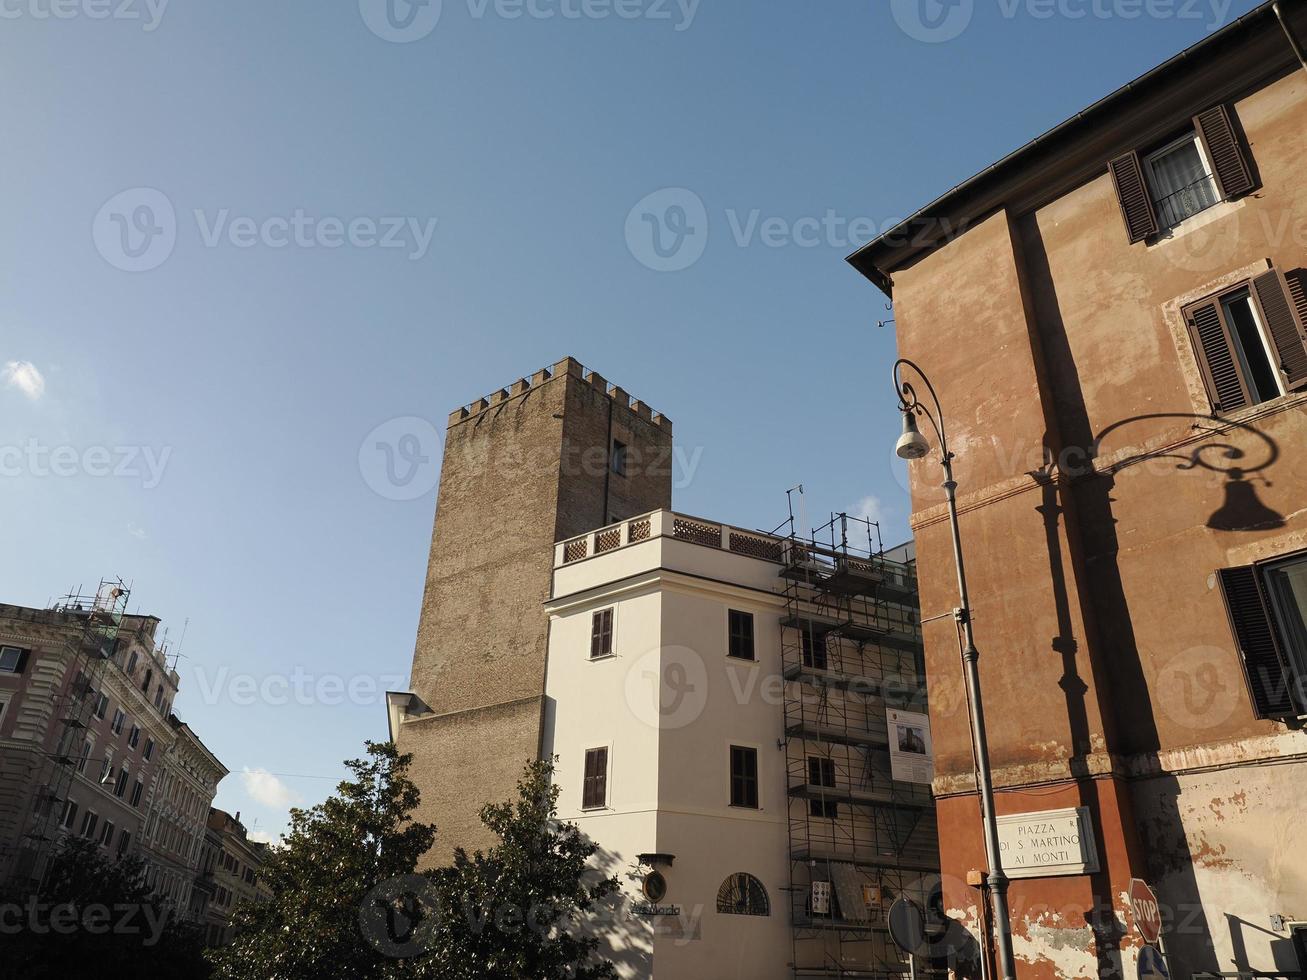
[1217,566,1296,717]
[1194,105,1255,201]
[582,748,607,808]
[1184,298,1251,411]
[1108,151,1159,244]
[1251,269,1307,391]
[590,609,613,659]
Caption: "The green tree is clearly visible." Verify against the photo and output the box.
[208,741,437,980]
[430,760,619,980]
[2,836,209,980]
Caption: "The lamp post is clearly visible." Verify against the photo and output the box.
[892,358,1017,980]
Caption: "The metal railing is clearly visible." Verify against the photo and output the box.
[1153,172,1219,228]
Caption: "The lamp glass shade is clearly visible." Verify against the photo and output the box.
[895,412,930,460]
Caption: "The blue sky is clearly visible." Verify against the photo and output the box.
[0,0,1262,839]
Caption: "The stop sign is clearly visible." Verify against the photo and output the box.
[1129,879,1163,945]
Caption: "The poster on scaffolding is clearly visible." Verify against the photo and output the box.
[886,708,934,785]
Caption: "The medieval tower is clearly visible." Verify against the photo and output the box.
[394,357,673,862]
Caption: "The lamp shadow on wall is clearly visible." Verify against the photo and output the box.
[1016,216,1284,979]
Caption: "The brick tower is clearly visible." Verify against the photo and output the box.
[394,357,673,863]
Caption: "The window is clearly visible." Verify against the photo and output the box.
[114,765,130,798]
[1108,104,1255,243]
[610,440,627,477]
[79,810,99,839]
[1143,133,1219,229]
[126,651,138,675]
[808,757,838,820]
[143,738,155,761]
[76,739,93,774]
[118,830,132,856]
[801,629,828,671]
[60,800,79,830]
[590,608,614,660]
[717,872,769,916]
[98,820,115,848]
[111,708,126,735]
[729,745,759,809]
[128,725,140,749]
[1219,554,1307,718]
[94,694,109,720]
[0,693,10,724]
[728,610,755,661]
[1183,270,1307,412]
[0,646,28,674]
[131,780,144,807]
[154,685,163,709]
[582,747,609,809]
[142,668,152,693]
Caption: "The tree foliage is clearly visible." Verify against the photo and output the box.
[2,835,209,980]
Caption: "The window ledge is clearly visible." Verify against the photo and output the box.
[588,654,619,663]
[726,655,757,664]
[1148,196,1243,244]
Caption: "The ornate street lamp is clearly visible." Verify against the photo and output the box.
[893,358,1017,980]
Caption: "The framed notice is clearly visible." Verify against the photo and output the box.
[886,708,934,785]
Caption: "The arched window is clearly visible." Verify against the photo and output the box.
[717,872,769,916]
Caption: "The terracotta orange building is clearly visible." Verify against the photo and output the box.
[850,4,1307,978]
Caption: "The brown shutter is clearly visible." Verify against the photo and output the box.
[1194,105,1255,201]
[1108,151,1159,243]
[1217,566,1295,718]
[1184,298,1251,411]
[1251,269,1307,391]
[582,748,607,808]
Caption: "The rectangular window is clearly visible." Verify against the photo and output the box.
[98,820,115,848]
[128,725,140,749]
[0,646,28,674]
[590,608,614,660]
[114,767,130,798]
[0,694,10,724]
[154,686,163,709]
[80,810,99,839]
[1219,556,1307,718]
[1183,270,1307,413]
[126,651,138,675]
[729,745,759,809]
[130,780,143,807]
[76,740,92,774]
[808,756,838,819]
[582,747,609,809]
[728,610,755,661]
[1143,133,1219,229]
[111,708,126,736]
[61,800,79,830]
[118,830,132,856]
[801,630,828,671]
[610,440,627,477]
[143,738,155,761]
[94,694,109,720]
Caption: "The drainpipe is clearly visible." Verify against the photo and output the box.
[1275,2,1307,73]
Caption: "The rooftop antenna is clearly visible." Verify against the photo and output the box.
[784,484,808,540]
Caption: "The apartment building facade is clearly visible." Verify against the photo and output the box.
[201,807,272,947]
[544,510,939,978]
[848,3,1307,977]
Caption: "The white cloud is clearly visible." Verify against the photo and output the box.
[247,829,286,848]
[852,495,885,525]
[3,361,45,400]
[241,768,299,809]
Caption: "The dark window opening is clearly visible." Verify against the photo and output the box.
[1219,555,1307,718]
[801,630,827,671]
[729,745,759,809]
[610,440,627,477]
[728,610,755,661]
[1222,290,1282,403]
[590,608,614,659]
[582,747,608,809]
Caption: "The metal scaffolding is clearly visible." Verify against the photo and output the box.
[777,510,942,979]
[6,579,131,891]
